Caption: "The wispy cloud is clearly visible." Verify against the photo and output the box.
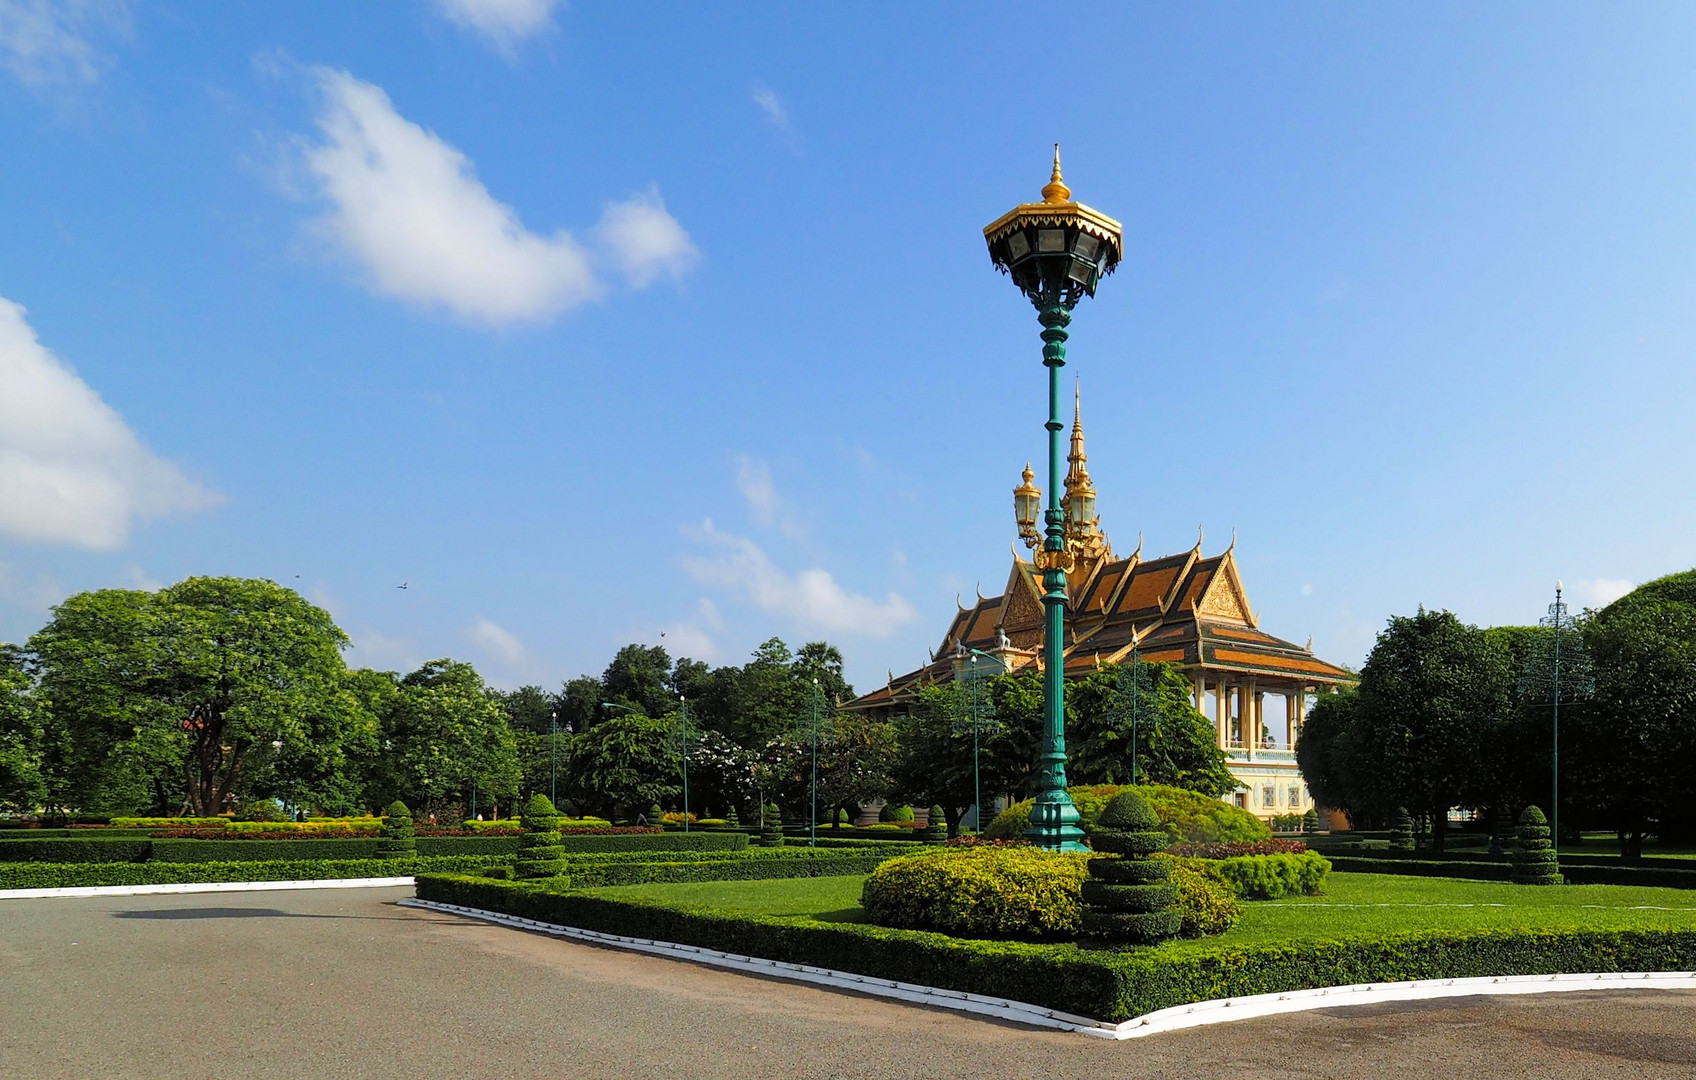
[297,67,696,326]
[433,0,562,54]
[1569,578,1634,610]
[661,598,723,663]
[682,519,915,637]
[468,616,529,670]
[0,0,126,90]
[0,296,219,550]
[752,80,800,154]
[733,454,806,538]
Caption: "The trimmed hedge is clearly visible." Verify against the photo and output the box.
[0,837,152,863]
[0,855,502,891]
[986,785,1270,846]
[1211,852,1332,900]
[861,848,1090,939]
[414,874,1696,1023]
[567,850,895,888]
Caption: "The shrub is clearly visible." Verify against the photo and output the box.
[985,785,1269,846]
[1269,813,1304,832]
[759,804,784,848]
[1388,807,1416,854]
[234,799,288,823]
[879,803,915,823]
[1210,852,1331,899]
[920,805,947,844]
[515,794,567,881]
[724,807,740,830]
[1081,791,1180,944]
[0,855,501,891]
[1165,839,1308,859]
[1164,859,1242,937]
[1302,809,1320,834]
[0,837,152,863]
[646,804,663,826]
[377,802,416,859]
[1511,806,1562,886]
[861,847,1089,939]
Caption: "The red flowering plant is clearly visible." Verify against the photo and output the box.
[1164,839,1308,859]
[944,836,1032,849]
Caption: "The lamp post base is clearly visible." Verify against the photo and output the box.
[1024,790,1089,851]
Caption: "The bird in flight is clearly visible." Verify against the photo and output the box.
[398,582,409,590]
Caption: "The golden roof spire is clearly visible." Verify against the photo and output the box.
[1041,144,1071,203]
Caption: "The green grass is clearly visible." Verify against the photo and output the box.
[589,871,1696,950]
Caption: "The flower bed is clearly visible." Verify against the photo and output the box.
[1166,839,1310,859]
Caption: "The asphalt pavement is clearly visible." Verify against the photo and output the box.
[2,886,1694,1079]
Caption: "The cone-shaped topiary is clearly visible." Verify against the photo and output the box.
[724,806,740,830]
[759,804,784,847]
[377,800,416,859]
[920,805,947,843]
[514,794,568,880]
[1388,807,1416,854]
[1510,805,1562,885]
[1301,808,1320,834]
[1082,790,1180,943]
[646,803,663,827]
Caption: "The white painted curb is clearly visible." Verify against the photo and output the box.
[400,898,1696,1039]
[0,876,414,900]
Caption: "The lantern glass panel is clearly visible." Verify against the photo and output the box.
[1006,230,1031,260]
[1037,229,1065,253]
[1074,234,1099,261]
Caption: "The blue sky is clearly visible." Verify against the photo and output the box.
[2,2,1695,693]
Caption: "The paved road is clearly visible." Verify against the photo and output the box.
[3,887,1694,1079]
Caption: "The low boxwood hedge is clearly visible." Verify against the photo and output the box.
[567,850,896,888]
[0,855,503,891]
[0,837,153,863]
[1327,856,1696,890]
[414,874,1696,1023]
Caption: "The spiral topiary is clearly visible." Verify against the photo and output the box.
[1301,808,1320,834]
[1510,805,1562,885]
[376,800,416,859]
[646,803,664,828]
[1387,806,1416,854]
[724,806,740,830]
[514,794,568,880]
[1082,790,1180,943]
[920,805,947,844]
[759,804,784,847]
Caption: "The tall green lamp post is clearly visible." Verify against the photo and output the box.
[984,147,1123,851]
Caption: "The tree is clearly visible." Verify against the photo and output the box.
[601,644,674,719]
[554,676,604,735]
[793,641,854,706]
[375,659,519,819]
[563,711,678,816]
[502,685,555,735]
[0,644,45,813]
[814,711,897,825]
[731,638,803,747]
[1070,662,1237,796]
[29,578,353,817]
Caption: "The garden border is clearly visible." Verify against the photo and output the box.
[399,897,1696,1039]
[0,876,413,900]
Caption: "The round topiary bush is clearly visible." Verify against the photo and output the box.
[920,805,947,843]
[985,785,1270,846]
[1081,791,1180,943]
[879,803,915,823]
[1511,805,1562,885]
[860,847,1090,939]
[1388,806,1416,854]
[514,794,568,880]
[376,801,416,859]
[759,804,784,847]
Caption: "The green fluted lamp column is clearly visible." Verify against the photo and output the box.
[984,146,1123,852]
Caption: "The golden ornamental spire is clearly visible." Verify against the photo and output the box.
[1041,144,1072,203]
[1059,380,1109,562]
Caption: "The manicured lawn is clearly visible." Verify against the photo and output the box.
[589,871,1696,950]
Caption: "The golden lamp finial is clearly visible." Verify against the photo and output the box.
[1041,144,1071,203]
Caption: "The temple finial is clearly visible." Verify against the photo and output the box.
[1226,528,1237,554]
[1042,144,1071,202]
[1195,524,1205,551]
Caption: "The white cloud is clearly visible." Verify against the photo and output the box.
[0,561,62,614]
[661,598,723,663]
[1570,578,1634,610]
[595,187,698,288]
[434,0,561,52]
[348,628,419,673]
[122,564,161,591]
[733,454,805,537]
[682,519,916,637]
[299,68,695,326]
[0,296,219,550]
[752,80,800,153]
[0,0,124,88]
[468,616,528,669]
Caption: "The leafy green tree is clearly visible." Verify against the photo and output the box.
[502,685,555,735]
[0,644,45,813]
[685,728,757,817]
[375,659,519,819]
[29,578,352,816]
[601,644,674,719]
[731,638,803,747]
[554,675,603,735]
[1070,662,1237,796]
[890,685,982,832]
[563,711,678,816]
[793,641,854,706]
[1294,686,1387,826]
[815,711,897,826]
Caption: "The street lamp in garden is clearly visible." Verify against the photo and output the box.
[984,146,1122,851]
[549,710,560,808]
[960,648,1008,834]
[809,677,822,848]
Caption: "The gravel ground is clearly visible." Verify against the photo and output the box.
[2,886,1694,1079]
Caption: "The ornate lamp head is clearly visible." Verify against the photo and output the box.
[1013,462,1042,548]
[983,146,1123,310]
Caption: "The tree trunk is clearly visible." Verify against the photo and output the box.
[943,804,964,838]
[1429,808,1447,853]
